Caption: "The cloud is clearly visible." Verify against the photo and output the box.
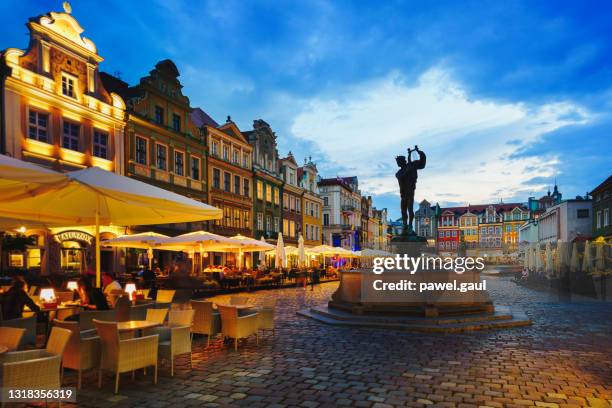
[289,66,591,208]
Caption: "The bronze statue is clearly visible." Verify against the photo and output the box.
[395,145,426,234]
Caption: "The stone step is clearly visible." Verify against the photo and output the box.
[298,305,531,333]
[309,304,513,325]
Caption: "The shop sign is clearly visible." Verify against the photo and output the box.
[53,230,94,245]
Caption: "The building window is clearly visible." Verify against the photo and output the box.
[233,149,239,164]
[274,217,279,232]
[211,141,218,156]
[266,185,272,202]
[577,209,589,218]
[257,212,263,230]
[257,181,263,200]
[28,110,49,143]
[223,172,231,192]
[296,198,301,213]
[174,151,184,176]
[234,175,240,194]
[135,136,147,165]
[283,219,289,236]
[244,211,250,229]
[223,145,229,161]
[61,74,75,98]
[154,106,164,125]
[605,209,610,227]
[283,193,289,209]
[274,187,279,205]
[266,216,272,232]
[190,157,200,180]
[323,196,328,206]
[93,130,108,159]
[290,221,296,238]
[243,153,249,168]
[243,178,250,197]
[156,144,167,170]
[172,114,181,132]
[62,121,80,151]
[323,214,329,226]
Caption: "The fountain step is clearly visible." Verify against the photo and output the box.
[298,304,531,333]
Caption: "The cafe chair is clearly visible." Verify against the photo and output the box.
[0,327,25,351]
[53,319,101,389]
[129,303,154,321]
[0,315,37,348]
[93,319,159,394]
[114,295,131,322]
[229,296,249,306]
[155,290,175,304]
[151,310,194,376]
[27,285,38,296]
[217,305,259,352]
[145,308,168,325]
[258,298,277,336]
[190,300,220,347]
[55,291,74,304]
[79,310,117,333]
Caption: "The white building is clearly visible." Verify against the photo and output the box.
[318,177,361,250]
[538,199,593,244]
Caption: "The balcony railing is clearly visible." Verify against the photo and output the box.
[341,205,355,212]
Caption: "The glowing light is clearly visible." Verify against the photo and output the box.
[17,226,26,234]
[124,283,137,298]
[40,288,56,303]
[66,281,78,291]
[60,147,86,165]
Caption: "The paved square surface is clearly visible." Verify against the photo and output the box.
[61,276,610,407]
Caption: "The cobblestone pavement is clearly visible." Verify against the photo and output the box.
[61,276,610,408]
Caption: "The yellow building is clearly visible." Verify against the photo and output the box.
[298,158,323,247]
[459,211,479,249]
[0,3,126,275]
[502,206,530,251]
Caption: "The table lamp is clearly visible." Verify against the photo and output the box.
[125,283,137,299]
[40,288,56,307]
[66,281,78,291]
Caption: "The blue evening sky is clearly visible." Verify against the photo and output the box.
[2,0,611,219]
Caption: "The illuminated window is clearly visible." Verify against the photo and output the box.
[154,106,164,125]
[283,219,289,236]
[257,212,263,230]
[61,74,75,98]
[274,187,279,205]
[257,181,263,200]
[174,151,184,176]
[28,110,49,143]
[26,248,41,269]
[265,184,272,202]
[223,144,229,160]
[93,130,108,159]
[156,143,167,170]
[290,221,295,237]
[190,157,200,180]
[244,211,250,229]
[283,193,289,209]
[135,136,147,165]
[62,121,80,151]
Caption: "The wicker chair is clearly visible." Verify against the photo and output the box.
[145,308,168,325]
[0,326,71,361]
[79,309,117,332]
[0,315,37,348]
[150,310,194,376]
[155,290,175,304]
[229,296,250,306]
[190,300,220,347]
[56,291,74,304]
[114,295,131,322]
[129,303,154,321]
[53,319,101,389]
[93,319,158,394]
[27,285,37,296]
[217,305,259,351]
[258,298,277,335]
[0,327,25,351]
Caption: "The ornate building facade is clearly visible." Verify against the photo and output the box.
[0,4,126,275]
[298,157,323,247]
[243,120,282,243]
[279,152,304,246]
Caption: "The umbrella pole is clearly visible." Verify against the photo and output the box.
[148,247,153,270]
[95,206,101,288]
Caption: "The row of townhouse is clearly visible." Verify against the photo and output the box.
[0,4,387,274]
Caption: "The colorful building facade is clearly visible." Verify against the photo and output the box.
[279,152,303,246]
[298,157,323,247]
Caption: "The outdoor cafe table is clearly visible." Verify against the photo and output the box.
[117,320,161,334]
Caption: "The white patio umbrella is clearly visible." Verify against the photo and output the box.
[0,154,68,201]
[259,235,268,267]
[523,247,529,269]
[229,234,274,269]
[298,234,307,268]
[582,240,593,273]
[555,240,570,276]
[544,241,553,277]
[275,233,286,269]
[101,231,169,269]
[569,243,580,273]
[0,161,222,287]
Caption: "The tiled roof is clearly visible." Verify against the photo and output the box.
[439,203,528,216]
[190,107,219,128]
[318,177,353,192]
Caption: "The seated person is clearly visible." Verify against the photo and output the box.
[102,272,122,297]
[0,277,40,320]
[76,276,109,311]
